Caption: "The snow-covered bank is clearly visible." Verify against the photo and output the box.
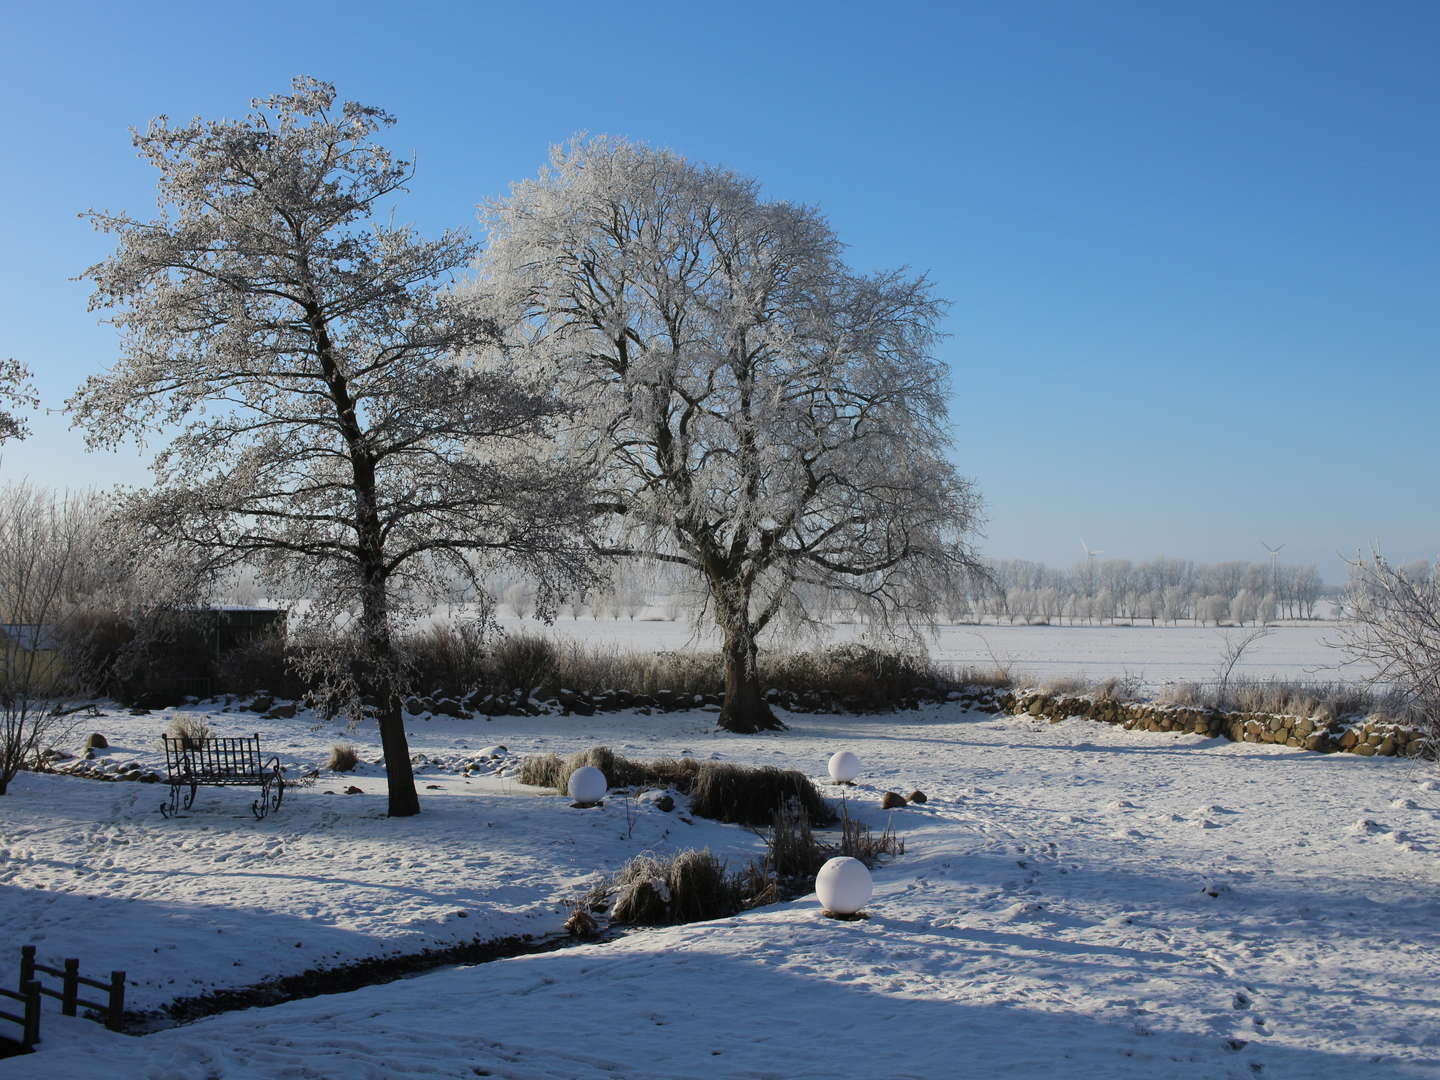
[4,701,1438,1077]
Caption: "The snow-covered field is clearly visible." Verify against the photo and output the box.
[4,693,1438,1078]
[497,614,1362,691]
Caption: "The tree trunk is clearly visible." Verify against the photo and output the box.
[376,690,419,817]
[357,558,420,817]
[717,623,784,734]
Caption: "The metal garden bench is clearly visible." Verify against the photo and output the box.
[160,732,285,819]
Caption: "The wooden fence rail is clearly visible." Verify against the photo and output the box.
[0,981,41,1051]
[18,945,126,1034]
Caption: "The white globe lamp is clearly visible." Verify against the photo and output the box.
[567,765,607,805]
[827,750,861,784]
[816,856,872,916]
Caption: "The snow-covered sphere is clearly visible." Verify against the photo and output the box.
[827,750,861,783]
[816,856,872,915]
[567,765,607,804]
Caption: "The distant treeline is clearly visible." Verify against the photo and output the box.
[944,557,1328,626]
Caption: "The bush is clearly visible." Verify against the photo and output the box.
[763,642,938,705]
[326,743,359,772]
[215,635,307,699]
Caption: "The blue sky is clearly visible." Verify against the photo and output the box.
[2,0,1436,580]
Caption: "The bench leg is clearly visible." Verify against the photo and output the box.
[252,768,285,820]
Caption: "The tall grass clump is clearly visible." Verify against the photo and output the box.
[607,849,744,926]
[689,762,835,827]
[519,746,699,797]
[520,746,830,827]
[761,796,904,881]
[489,632,559,696]
[326,743,359,772]
[403,621,489,695]
[549,642,725,697]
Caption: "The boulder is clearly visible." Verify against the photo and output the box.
[880,791,906,809]
[84,733,108,750]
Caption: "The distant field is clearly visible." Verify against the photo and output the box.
[487,614,1366,692]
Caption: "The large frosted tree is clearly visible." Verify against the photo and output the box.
[477,139,983,733]
[71,78,594,815]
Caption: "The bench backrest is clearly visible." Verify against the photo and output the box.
[162,733,265,778]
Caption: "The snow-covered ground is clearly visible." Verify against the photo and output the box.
[4,695,1438,1078]
[496,613,1363,691]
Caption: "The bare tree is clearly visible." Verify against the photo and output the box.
[1214,626,1272,707]
[0,485,98,794]
[70,78,595,815]
[0,360,38,446]
[1336,553,1440,741]
[505,581,535,620]
[477,139,983,732]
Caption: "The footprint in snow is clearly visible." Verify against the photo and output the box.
[1105,799,1138,811]
[1349,819,1387,835]
[1390,798,1418,810]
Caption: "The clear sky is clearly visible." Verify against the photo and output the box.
[2,0,1436,581]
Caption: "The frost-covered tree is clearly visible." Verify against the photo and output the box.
[0,360,38,446]
[70,78,594,815]
[1337,552,1440,743]
[477,139,983,732]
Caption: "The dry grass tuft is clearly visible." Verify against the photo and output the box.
[1156,676,1410,722]
[165,713,212,749]
[326,743,359,772]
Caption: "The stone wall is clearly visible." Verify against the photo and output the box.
[982,689,1433,760]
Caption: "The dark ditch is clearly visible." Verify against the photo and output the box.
[118,927,625,1036]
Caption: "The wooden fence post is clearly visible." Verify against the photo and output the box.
[19,946,34,990]
[22,981,40,1050]
[107,971,126,1029]
[61,958,79,1017]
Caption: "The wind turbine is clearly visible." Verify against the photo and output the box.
[1261,540,1285,603]
[1080,538,1103,598]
